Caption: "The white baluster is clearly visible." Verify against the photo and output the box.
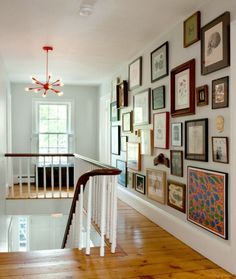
[100,175,107,256]
[19,158,22,197]
[86,177,92,255]
[27,157,31,198]
[106,176,111,239]
[51,157,54,198]
[35,159,39,198]
[78,184,84,250]
[43,157,46,198]
[111,176,117,253]
[59,156,62,198]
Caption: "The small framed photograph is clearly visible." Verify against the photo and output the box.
[151,41,169,83]
[127,142,141,171]
[146,169,166,204]
[120,136,128,152]
[111,126,120,155]
[122,111,133,133]
[183,11,201,48]
[185,118,208,162]
[171,59,195,117]
[212,76,229,109]
[171,122,182,147]
[129,57,142,90]
[140,129,153,156]
[212,137,229,164]
[110,101,120,122]
[152,86,165,110]
[153,112,169,149]
[135,174,145,195]
[170,150,183,177]
[127,171,134,189]
[116,160,127,187]
[116,80,128,109]
[196,85,208,106]
[167,180,186,213]
[201,12,230,75]
[133,89,151,126]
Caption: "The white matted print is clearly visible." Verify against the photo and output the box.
[140,130,153,155]
[153,112,169,149]
[175,69,190,111]
[133,89,150,126]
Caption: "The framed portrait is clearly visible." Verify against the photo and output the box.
[133,89,151,126]
[129,57,142,90]
[135,174,145,195]
[171,122,182,147]
[201,12,230,75]
[151,42,169,82]
[120,136,128,152]
[146,169,166,204]
[171,59,195,117]
[212,137,229,164]
[122,111,133,133]
[110,101,120,122]
[127,142,141,171]
[212,76,229,109]
[167,180,186,213]
[127,171,134,189]
[111,126,120,155]
[153,112,169,149]
[187,166,228,239]
[116,160,127,187]
[140,129,153,156]
[170,150,183,177]
[196,85,208,106]
[152,86,165,110]
[116,80,128,109]
[183,11,201,48]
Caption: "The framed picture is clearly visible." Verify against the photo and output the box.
[120,136,128,152]
[187,166,228,239]
[167,180,186,213]
[201,12,230,75]
[111,126,120,155]
[122,111,133,133]
[183,11,201,48]
[171,59,195,117]
[171,122,182,147]
[170,150,183,177]
[129,57,142,90]
[140,130,153,155]
[153,112,169,149]
[127,142,141,171]
[212,137,229,164]
[151,42,169,82]
[133,89,151,126]
[116,160,127,187]
[196,85,208,106]
[185,118,208,162]
[212,76,229,109]
[110,101,120,122]
[146,169,166,204]
[127,171,134,189]
[152,86,165,110]
[116,80,128,109]
[135,174,145,195]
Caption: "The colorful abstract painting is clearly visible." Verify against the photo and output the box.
[187,167,227,239]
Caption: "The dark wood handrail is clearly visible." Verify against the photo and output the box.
[5,153,74,157]
[61,168,121,249]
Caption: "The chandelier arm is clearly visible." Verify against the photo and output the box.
[51,88,61,94]
[51,79,60,85]
[28,87,43,90]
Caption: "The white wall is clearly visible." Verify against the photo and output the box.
[99,0,236,274]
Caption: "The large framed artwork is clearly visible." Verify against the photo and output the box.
[122,111,133,133]
[185,118,208,162]
[116,80,128,109]
[133,89,151,126]
[127,142,141,171]
[171,59,195,117]
[167,180,186,213]
[140,129,153,156]
[153,112,169,149]
[212,136,229,164]
[146,169,166,204]
[171,122,182,147]
[170,150,183,177]
[111,126,120,155]
[110,101,119,122]
[212,76,229,109]
[129,57,142,91]
[151,42,169,83]
[135,174,146,195]
[152,86,165,110]
[187,166,228,239]
[201,12,230,75]
[116,160,127,187]
[183,11,201,48]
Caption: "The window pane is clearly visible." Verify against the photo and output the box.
[48,120,58,133]
[48,105,58,119]
[39,134,49,148]
[49,134,58,148]
[39,147,48,154]
[39,105,48,120]
[58,105,67,119]
[58,135,68,147]
[57,120,67,133]
[39,120,48,133]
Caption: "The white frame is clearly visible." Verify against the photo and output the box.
[133,89,150,126]
[140,130,153,155]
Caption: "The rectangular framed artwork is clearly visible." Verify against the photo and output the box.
[110,101,120,122]
[120,136,128,152]
[146,169,166,204]
[167,180,186,213]
[140,129,153,156]
[116,80,128,108]
[129,57,142,90]
[127,171,134,189]
[171,122,182,147]
[127,142,141,171]
[111,126,120,155]
[212,76,229,109]
[133,89,151,126]
[152,85,165,110]
[135,173,145,195]
[183,11,201,48]
[196,85,208,106]
[212,137,229,164]
[170,150,183,177]
[153,112,169,149]
[122,111,133,133]
[116,160,127,187]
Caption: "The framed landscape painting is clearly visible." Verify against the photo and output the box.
[147,169,166,204]
[129,57,142,90]
[167,180,186,213]
[116,160,127,187]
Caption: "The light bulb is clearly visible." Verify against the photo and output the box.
[25,87,30,91]
[42,93,47,98]
[58,91,64,96]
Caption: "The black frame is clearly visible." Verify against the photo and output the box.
[135,173,146,195]
[116,80,128,109]
[212,76,229,109]
[111,125,120,155]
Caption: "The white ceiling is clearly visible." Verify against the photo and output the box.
[0,0,205,85]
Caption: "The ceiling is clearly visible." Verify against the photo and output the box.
[0,0,205,85]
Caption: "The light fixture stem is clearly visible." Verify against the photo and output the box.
[46,49,49,82]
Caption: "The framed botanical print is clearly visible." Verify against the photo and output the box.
[153,112,169,149]
[183,11,201,48]
[167,180,186,213]
[185,119,208,162]
[146,169,166,204]
[201,12,230,75]
[151,42,169,82]
[110,101,119,122]
[122,111,133,132]
[127,142,141,171]
[116,80,128,109]
[111,126,120,155]
[116,160,127,187]
[127,171,134,189]
[187,166,228,239]
[135,174,145,195]
[129,57,142,90]
[171,122,182,147]
[212,76,229,109]
[133,89,151,126]
[120,136,128,152]
[171,59,195,117]
[196,85,208,106]
[140,129,153,155]
[152,86,165,110]
[170,150,183,177]
[212,137,229,164]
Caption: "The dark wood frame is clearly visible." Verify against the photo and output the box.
[111,126,120,155]
[122,111,133,133]
[167,180,186,213]
[135,173,146,195]
[183,11,201,48]
[152,85,165,110]
[110,101,120,122]
[128,57,142,91]
[196,85,208,106]
[150,41,169,83]
[153,112,169,149]
[116,159,127,187]
[133,89,151,126]
[171,122,183,147]
[212,136,229,164]
[185,118,208,162]
[212,76,229,109]
[170,150,183,177]
[127,142,141,171]
[171,59,195,117]
[116,80,128,109]
[201,12,230,75]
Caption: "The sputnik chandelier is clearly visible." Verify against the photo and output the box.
[25,46,64,97]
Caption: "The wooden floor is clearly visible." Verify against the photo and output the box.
[0,200,235,278]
